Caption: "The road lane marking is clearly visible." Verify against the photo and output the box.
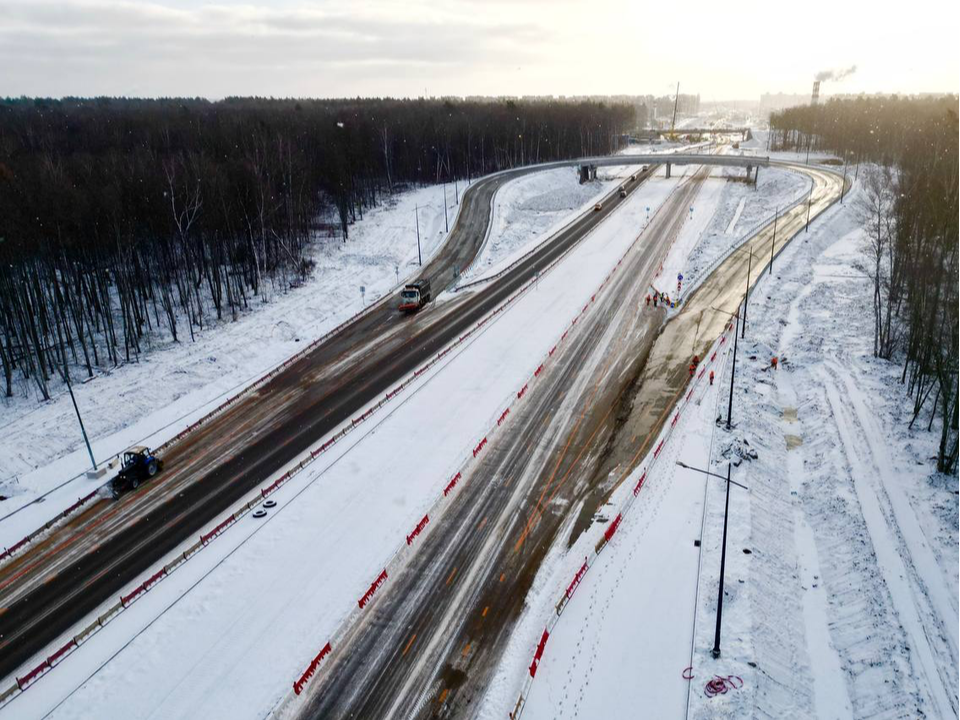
[482,606,489,618]
[403,633,417,656]
[445,567,458,586]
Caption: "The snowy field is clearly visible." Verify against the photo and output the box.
[481,157,959,720]
[3,168,687,720]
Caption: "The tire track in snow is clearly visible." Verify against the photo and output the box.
[818,362,958,719]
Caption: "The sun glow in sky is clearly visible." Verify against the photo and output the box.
[1,0,957,100]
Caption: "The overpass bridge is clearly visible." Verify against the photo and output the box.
[636,127,751,139]
[569,152,769,182]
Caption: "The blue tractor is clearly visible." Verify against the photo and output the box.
[111,446,163,498]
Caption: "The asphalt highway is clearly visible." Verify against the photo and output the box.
[0,162,653,682]
[295,163,844,719]
[296,169,710,719]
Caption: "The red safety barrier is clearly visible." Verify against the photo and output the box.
[47,639,77,667]
[687,389,694,401]
[358,569,388,609]
[549,345,556,356]
[698,368,706,380]
[17,659,49,690]
[472,437,488,458]
[293,642,332,695]
[200,514,236,545]
[143,567,166,591]
[444,472,462,497]
[632,471,647,497]
[534,364,545,377]
[517,384,528,400]
[565,560,588,600]
[406,514,430,545]
[720,336,726,345]
[121,583,146,607]
[710,352,717,362]
[497,408,510,426]
[654,439,665,459]
[604,513,623,542]
[529,629,550,678]
[671,413,680,428]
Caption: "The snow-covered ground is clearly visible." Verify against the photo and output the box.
[482,155,958,720]
[3,167,688,720]
[0,182,461,532]
[461,166,628,284]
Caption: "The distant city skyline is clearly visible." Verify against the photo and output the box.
[2,0,957,101]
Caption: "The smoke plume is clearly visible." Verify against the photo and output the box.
[815,65,857,82]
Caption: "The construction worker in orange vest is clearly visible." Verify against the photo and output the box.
[709,370,715,385]
[689,362,696,378]
[771,356,779,370]
[645,294,651,306]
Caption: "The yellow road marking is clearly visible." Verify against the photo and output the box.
[402,633,417,656]
[482,606,489,618]
[446,567,458,586]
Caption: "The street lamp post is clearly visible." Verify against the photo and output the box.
[805,191,813,233]
[415,204,422,266]
[742,251,752,340]
[726,303,741,430]
[675,460,746,660]
[768,207,778,276]
[712,463,733,658]
[65,365,97,472]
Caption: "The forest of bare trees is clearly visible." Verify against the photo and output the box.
[0,96,634,405]
[770,95,959,473]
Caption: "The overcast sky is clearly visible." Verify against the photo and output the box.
[2,0,957,101]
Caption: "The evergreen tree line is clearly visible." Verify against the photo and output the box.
[0,96,635,403]
[769,95,958,473]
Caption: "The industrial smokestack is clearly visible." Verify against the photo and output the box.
[811,80,821,105]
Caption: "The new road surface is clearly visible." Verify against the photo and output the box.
[292,162,844,719]
[0,162,656,683]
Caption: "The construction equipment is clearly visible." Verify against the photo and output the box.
[112,446,163,497]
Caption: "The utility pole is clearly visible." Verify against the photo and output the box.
[443,182,449,232]
[454,174,459,205]
[726,303,741,430]
[712,463,733,658]
[805,191,813,232]
[671,82,680,132]
[768,207,778,276]
[415,204,422,266]
[840,153,848,204]
[742,250,752,339]
[64,361,97,473]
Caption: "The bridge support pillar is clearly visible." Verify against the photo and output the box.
[745,165,752,182]
[665,162,671,179]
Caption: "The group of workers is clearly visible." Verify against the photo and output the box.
[645,291,674,308]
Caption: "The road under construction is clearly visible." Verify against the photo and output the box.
[0,151,843,718]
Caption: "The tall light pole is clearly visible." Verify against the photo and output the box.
[712,462,733,658]
[415,204,422,266]
[442,181,449,233]
[768,207,778,276]
[675,460,747,660]
[742,250,752,340]
[805,190,813,233]
[64,360,97,472]
[726,303,741,430]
